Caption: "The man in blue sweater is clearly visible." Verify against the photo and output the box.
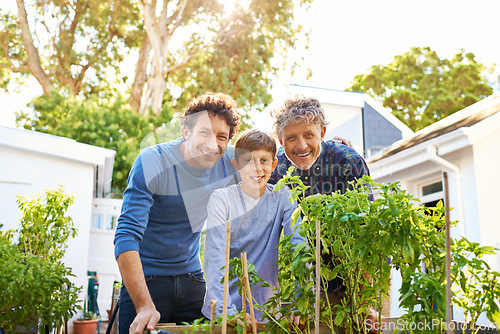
[114,92,241,334]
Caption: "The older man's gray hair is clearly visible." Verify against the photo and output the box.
[272,95,329,138]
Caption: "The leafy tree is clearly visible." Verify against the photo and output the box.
[348,47,494,131]
[17,93,168,196]
[4,1,310,196]
[1,0,311,116]
[0,0,142,97]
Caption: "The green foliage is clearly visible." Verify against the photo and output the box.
[224,256,271,296]
[3,0,313,190]
[178,168,500,333]
[1,0,311,117]
[0,187,81,332]
[451,238,500,333]
[17,93,169,196]
[16,187,77,262]
[348,47,494,131]
[0,0,142,95]
[0,11,28,90]
[167,0,311,120]
[263,168,500,334]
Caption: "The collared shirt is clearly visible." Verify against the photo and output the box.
[269,140,373,293]
[269,140,373,200]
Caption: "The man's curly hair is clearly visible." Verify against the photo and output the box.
[180,92,241,140]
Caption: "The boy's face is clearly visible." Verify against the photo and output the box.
[233,149,277,191]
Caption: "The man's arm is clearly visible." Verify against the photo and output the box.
[117,251,160,334]
[114,148,160,333]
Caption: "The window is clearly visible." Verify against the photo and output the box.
[422,181,443,196]
[92,214,118,230]
[91,198,122,231]
[420,180,444,207]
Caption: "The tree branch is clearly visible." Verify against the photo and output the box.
[141,0,163,71]
[15,0,54,96]
[129,35,150,111]
[165,43,190,76]
[0,63,30,73]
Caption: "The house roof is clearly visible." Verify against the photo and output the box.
[288,84,414,138]
[369,93,500,163]
[0,126,115,197]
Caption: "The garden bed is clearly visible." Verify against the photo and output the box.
[154,319,499,334]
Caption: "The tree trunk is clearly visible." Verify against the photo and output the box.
[16,0,54,97]
[129,36,151,111]
[137,0,188,116]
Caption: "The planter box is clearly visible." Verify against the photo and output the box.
[155,322,344,334]
[155,323,266,334]
[153,319,499,334]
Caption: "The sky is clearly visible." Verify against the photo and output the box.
[293,0,500,91]
[1,0,500,128]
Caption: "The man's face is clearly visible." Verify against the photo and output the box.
[182,112,230,169]
[279,120,326,170]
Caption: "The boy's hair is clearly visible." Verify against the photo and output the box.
[272,94,329,138]
[234,129,277,162]
[180,92,241,140]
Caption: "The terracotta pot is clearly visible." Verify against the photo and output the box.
[73,319,98,334]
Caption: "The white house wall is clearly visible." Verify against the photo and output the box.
[323,103,364,153]
[444,148,481,243]
[472,127,500,272]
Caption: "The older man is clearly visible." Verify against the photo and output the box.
[114,92,241,334]
[269,95,371,197]
[268,95,381,332]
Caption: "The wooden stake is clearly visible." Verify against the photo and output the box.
[315,220,320,334]
[210,300,217,334]
[241,252,258,334]
[241,253,247,334]
[443,172,454,334]
[222,220,231,334]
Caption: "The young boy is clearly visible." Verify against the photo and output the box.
[201,129,304,322]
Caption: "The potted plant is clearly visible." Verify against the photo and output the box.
[73,310,98,334]
[73,272,101,334]
[0,187,81,333]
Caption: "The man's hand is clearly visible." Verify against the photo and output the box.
[230,312,255,331]
[331,135,353,148]
[128,305,161,334]
[290,314,305,331]
[365,306,385,333]
[117,251,160,334]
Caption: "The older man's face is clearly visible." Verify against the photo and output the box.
[279,120,326,170]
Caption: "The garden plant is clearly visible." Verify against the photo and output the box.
[161,169,500,333]
[0,187,81,332]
